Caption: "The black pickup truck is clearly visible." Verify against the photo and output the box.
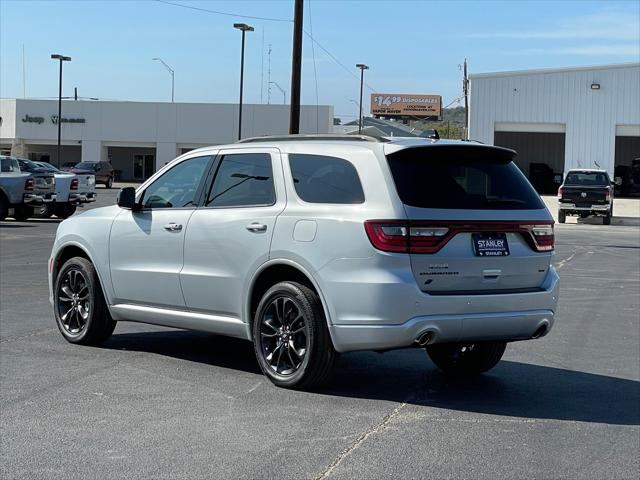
[557,169,614,225]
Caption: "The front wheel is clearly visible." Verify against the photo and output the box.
[426,341,506,375]
[53,256,116,345]
[253,281,337,390]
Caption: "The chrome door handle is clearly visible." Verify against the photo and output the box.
[164,223,183,232]
[246,222,267,233]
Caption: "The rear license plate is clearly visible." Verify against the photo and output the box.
[472,233,510,257]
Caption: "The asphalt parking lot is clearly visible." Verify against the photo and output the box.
[1,189,639,479]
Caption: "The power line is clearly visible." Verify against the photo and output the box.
[156,0,377,92]
[155,0,292,23]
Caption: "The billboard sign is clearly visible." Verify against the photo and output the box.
[371,93,441,118]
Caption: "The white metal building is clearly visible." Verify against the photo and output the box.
[469,63,640,193]
[0,99,333,180]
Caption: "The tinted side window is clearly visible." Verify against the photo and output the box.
[206,153,275,207]
[289,154,364,204]
[142,156,210,209]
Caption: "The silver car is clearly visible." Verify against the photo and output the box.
[48,135,558,389]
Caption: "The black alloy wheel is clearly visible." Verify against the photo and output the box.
[253,281,337,389]
[54,257,116,345]
[259,296,309,376]
[56,268,91,336]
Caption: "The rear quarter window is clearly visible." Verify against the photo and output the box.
[288,154,364,204]
[386,145,544,210]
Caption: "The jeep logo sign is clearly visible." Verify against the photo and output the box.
[21,114,86,125]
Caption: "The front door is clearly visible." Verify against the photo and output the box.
[109,154,212,308]
[180,148,285,320]
[133,154,155,180]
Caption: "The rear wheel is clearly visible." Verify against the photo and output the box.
[558,209,566,223]
[253,281,337,390]
[426,341,506,375]
[105,176,113,189]
[53,256,116,345]
[54,203,77,219]
[35,204,54,218]
[12,205,34,221]
[603,212,612,225]
[0,196,7,221]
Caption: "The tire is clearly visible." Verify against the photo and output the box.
[253,281,337,390]
[603,213,611,225]
[558,209,566,223]
[53,256,116,345]
[54,203,77,219]
[426,341,507,375]
[0,195,7,221]
[105,176,113,189]
[12,205,34,221]
[35,204,54,218]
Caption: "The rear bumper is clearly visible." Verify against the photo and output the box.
[24,193,56,204]
[559,202,610,212]
[322,257,559,353]
[69,192,96,203]
[331,309,555,352]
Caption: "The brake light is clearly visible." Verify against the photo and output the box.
[365,220,554,254]
[531,225,555,251]
[605,189,611,202]
[70,178,79,190]
[557,186,564,199]
[25,178,34,191]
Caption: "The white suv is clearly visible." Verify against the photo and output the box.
[49,135,558,389]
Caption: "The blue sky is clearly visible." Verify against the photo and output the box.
[1,0,639,120]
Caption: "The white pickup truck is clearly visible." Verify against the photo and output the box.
[1,156,57,220]
[27,161,96,218]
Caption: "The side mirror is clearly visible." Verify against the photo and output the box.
[117,187,140,210]
[614,177,622,186]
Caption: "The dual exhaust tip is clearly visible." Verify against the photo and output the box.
[414,321,549,346]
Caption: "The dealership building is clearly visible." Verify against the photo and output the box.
[469,62,640,192]
[0,99,332,180]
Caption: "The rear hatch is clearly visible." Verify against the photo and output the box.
[380,144,553,294]
[77,174,96,193]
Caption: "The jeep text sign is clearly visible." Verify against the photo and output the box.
[370,93,441,118]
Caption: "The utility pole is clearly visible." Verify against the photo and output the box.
[289,0,303,134]
[267,44,272,104]
[463,58,469,140]
[356,64,369,134]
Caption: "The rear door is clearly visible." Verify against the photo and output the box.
[180,148,285,320]
[385,145,554,294]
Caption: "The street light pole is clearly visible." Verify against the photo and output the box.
[356,64,369,134]
[51,54,71,168]
[152,58,175,102]
[234,23,254,140]
[269,81,286,104]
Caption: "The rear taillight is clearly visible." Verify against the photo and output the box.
[70,178,79,190]
[365,220,554,254]
[605,189,611,202]
[557,186,564,199]
[531,225,555,251]
[25,178,34,191]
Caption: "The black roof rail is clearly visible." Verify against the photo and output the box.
[236,134,388,144]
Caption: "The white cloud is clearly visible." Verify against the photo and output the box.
[470,11,640,41]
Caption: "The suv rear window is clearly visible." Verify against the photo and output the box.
[289,154,364,204]
[386,145,544,210]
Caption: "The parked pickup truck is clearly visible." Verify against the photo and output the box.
[0,156,56,221]
[33,161,96,218]
[558,169,614,224]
